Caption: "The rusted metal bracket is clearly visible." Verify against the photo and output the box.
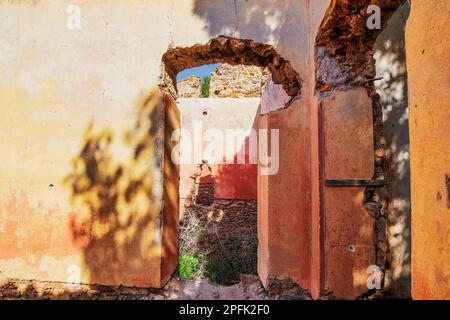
[325,179,387,187]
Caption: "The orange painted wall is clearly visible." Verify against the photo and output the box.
[161,95,180,285]
[259,0,382,299]
[321,88,375,298]
[0,0,312,289]
[406,0,450,300]
[256,0,327,294]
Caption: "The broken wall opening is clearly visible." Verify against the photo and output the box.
[314,0,407,299]
[160,36,302,286]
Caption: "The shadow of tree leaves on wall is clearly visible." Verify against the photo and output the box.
[193,0,292,42]
[64,90,165,287]
[374,3,411,298]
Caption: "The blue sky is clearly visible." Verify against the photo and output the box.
[176,63,221,81]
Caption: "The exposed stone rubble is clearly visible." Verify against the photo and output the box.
[177,76,202,98]
[190,161,216,206]
[267,277,313,300]
[162,35,302,99]
[195,182,215,206]
[0,276,311,300]
[315,0,405,93]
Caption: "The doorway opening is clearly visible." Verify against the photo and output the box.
[159,36,302,286]
[177,63,264,285]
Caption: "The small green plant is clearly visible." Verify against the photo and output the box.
[201,76,211,97]
[178,255,200,279]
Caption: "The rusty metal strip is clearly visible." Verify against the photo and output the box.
[325,179,387,187]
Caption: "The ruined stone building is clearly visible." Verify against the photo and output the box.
[0,0,448,300]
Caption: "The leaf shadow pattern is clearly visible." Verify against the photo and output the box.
[192,0,292,42]
[65,90,166,287]
[373,3,411,298]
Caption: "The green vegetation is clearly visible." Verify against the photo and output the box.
[201,76,211,97]
[179,205,257,286]
[178,255,200,279]
[205,258,238,285]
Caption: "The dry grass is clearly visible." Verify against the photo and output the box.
[178,200,257,285]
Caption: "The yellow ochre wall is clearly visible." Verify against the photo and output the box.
[406,0,450,300]
[0,0,307,288]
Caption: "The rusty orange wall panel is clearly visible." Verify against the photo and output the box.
[263,98,313,290]
[406,0,450,300]
[321,88,375,299]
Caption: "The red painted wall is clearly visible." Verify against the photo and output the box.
[178,98,260,201]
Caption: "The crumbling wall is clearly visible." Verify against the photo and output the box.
[373,2,411,298]
[315,0,406,299]
[316,0,405,93]
[162,36,302,101]
[176,63,269,98]
[190,161,216,206]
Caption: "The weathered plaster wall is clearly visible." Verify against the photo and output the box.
[0,0,193,288]
[321,88,375,299]
[0,0,306,289]
[256,0,318,294]
[314,0,405,299]
[177,98,259,201]
[406,0,450,300]
[0,0,415,299]
[374,3,411,298]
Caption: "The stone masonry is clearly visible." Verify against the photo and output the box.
[177,75,202,98]
[176,64,268,99]
[209,64,268,98]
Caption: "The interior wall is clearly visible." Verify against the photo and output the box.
[161,94,180,285]
[313,0,406,299]
[406,0,450,300]
[257,0,316,293]
[0,0,420,298]
[373,2,411,298]
[177,98,260,201]
[0,0,308,288]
